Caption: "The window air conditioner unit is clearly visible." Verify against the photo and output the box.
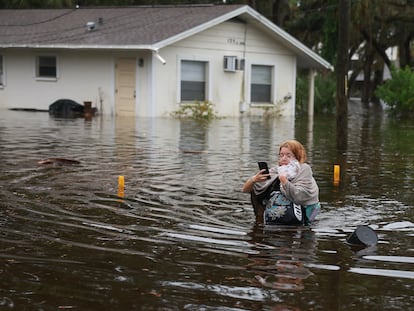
[223,56,237,72]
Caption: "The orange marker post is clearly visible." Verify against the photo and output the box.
[333,165,340,185]
[118,175,125,197]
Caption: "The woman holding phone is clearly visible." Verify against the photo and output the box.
[242,139,320,225]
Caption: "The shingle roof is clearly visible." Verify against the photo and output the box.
[0,5,244,47]
[0,4,332,70]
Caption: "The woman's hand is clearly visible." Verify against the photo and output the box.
[254,169,270,183]
[279,173,288,185]
[242,169,270,193]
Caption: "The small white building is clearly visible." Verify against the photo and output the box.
[0,4,332,117]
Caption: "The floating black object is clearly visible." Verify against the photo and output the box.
[49,99,97,118]
[346,225,378,246]
[49,99,84,117]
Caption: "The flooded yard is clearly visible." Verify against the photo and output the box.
[0,103,413,310]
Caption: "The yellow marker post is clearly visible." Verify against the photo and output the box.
[333,165,340,185]
[118,175,125,197]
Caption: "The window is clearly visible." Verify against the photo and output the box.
[36,56,57,78]
[251,65,272,103]
[0,55,4,86]
[181,60,206,101]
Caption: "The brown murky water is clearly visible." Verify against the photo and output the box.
[0,102,413,310]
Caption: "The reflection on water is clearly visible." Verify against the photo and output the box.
[248,227,316,293]
[0,104,413,310]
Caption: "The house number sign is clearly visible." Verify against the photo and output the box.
[227,38,245,45]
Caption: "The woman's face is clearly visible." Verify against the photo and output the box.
[278,146,295,166]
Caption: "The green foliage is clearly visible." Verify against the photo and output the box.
[260,96,290,118]
[321,3,338,65]
[296,70,336,116]
[171,101,219,121]
[0,0,73,8]
[0,0,246,8]
[314,71,336,114]
[375,66,414,117]
[295,71,308,116]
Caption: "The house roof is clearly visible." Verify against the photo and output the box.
[0,4,332,70]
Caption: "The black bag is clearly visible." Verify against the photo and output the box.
[263,190,304,225]
[250,178,281,223]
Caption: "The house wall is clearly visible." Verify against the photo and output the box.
[0,20,298,118]
[152,20,296,117]
[0,49,155,116]
[0,49,116,114]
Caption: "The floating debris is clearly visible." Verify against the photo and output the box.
[37,158,81,166]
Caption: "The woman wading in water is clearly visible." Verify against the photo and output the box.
[242,140,320,225]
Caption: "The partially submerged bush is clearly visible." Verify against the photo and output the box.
[171,101,219,120]
[375,66,414,117]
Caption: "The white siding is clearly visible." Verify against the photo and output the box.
[0,49,154,117]
[152,20,296,117]
[0,20,299,118]
[0,50,115,114]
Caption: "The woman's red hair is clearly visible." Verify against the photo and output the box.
[279,140,307,163]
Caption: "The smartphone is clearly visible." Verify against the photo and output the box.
[257,161,271,179]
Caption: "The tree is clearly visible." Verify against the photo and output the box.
[336,0,350,150]
[348,0,414,103]
[375,66,414,117]
[285,0,413,105]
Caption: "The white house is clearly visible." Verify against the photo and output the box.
[0,4,332,117]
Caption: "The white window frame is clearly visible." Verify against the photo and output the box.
[35,55,59,81]
[249,64,275,105]
[177,57,211,104]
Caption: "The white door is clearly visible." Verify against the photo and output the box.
[115,58,136,116]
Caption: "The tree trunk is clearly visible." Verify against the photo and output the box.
[371,66,383,104]
[361,50,373,104]
[247,0,256,9]
[399,32,413,68]
[272,0,289,26]
[336,0,350,150]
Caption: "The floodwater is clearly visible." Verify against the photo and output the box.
[0,102,413,311]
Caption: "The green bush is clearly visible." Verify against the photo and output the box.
[375,66,414,117]
[314,71,336,114]
[295,71,308,116]
[296,70,336,116]
[171,100,218,120]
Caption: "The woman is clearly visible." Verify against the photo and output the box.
[242,140,320,225]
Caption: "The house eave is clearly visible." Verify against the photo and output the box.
[0,44,155,51]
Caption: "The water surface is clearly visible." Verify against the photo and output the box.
[0,104,413,310]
